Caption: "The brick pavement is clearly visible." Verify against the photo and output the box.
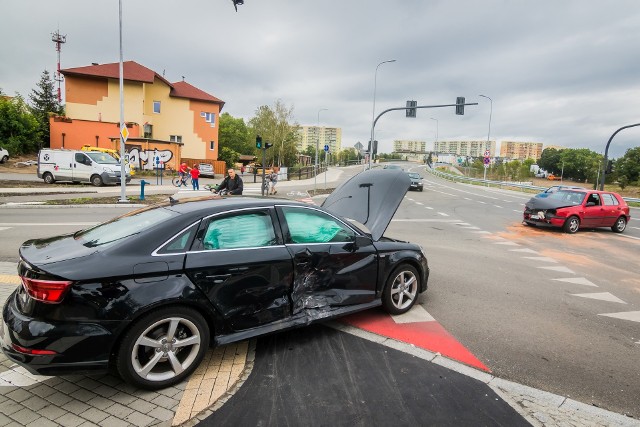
[0,262,252,427]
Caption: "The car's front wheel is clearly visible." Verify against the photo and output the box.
[382,264,420,315]
[0,155,7,163]
[116,306,210,390]
[563,216,580,234]
[91,175,103,187]
[611,216,627,233]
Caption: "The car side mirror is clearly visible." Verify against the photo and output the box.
[354,235,372,248]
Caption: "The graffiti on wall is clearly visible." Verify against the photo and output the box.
[128,148,175,170]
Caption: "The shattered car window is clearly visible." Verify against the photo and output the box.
[282,207,355,244]
[203,212,276,250]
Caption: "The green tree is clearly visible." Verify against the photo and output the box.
[0,95,41,155]
[538,148,562,174]
[218,112,252,155]
[559,148,601,183]
[218,146,240,170]
[28,70,63,149]
[615,147,640,186]
[248,100,299,167]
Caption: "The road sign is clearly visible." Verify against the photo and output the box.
[484,163,490,168]
[483,157,491,165]
[324,144,329,152]
[484,150,490,157]
[120,125,129,142]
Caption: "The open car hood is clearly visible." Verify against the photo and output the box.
[525,196,578,210]
[321,169,410,241]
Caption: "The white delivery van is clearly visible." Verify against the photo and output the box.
[38,149,131,186]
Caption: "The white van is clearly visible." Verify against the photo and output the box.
[38,149,131,186]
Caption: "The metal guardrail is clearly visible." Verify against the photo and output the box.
[426,167,640,204]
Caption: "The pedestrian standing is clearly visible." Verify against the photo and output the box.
[241,165,245,175]
[190,164,200,190]
[269,167,279,195]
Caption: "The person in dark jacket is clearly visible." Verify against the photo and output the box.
[216,168,244,195]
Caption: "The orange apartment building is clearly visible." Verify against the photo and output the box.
[499,141,543,160]
[50,61,225,171]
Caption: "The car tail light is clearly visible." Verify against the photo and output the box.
[11,344,58,356]
[20,276,73,304]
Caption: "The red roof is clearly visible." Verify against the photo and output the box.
[171,81,224,106]
[61,61,223,106]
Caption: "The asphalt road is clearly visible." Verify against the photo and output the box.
[0,167,638,417]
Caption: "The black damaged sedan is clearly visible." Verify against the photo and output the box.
[1,169,429,389]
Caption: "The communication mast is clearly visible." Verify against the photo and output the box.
[51,30,67,103]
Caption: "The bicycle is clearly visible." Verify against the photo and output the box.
[172,173,192,187]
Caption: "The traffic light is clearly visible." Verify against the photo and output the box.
[456,97,465,115]
[265,142,273,149]
[406,100,417,118]
[605,160,613,174]
[256,135,262,149]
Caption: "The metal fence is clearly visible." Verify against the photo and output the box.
[426,167,640,204]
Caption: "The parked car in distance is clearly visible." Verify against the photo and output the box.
[198,163,215,178]
[38,149,131,186]
[407,172,424,191]
[535,185,583,198]
[1,169,429,390]
[523,189,630,234]
[0,147,8,163]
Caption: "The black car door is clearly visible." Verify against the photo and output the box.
[184,207,293,331]
[276,205,378,315]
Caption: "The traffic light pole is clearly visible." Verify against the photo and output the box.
[599,123,640,191]
[369,101,478,169]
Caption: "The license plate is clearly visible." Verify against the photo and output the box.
[530,214,540,219]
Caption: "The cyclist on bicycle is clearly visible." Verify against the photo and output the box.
[215,168,243,195]
[178,162,191,186]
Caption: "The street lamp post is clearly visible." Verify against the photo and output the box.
[315,108,328,192]
[429,117,438,142]
[479,94,493,181]
[117,0,127,203]
[369,59,396,170]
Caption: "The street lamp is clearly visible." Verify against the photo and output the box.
[369,59,396,170]
[429,117,438,142]
[315,108,328,192]
[479,94,493,181]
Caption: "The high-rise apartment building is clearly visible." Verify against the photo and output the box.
[499,141,543,160]
[434,140,496,157]
[393,140,426,152]
[297,126,342,153]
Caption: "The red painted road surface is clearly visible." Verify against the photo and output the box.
[342,309,489,371]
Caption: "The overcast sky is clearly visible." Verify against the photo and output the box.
[2,1,640,158]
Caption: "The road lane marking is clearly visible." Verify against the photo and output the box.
[522,256,558,263]
[509,248,538,254]
[391,304,436,323]
[571,292,626,304]
[494,205,503,208]
[494,241,520,246]
[391,219,461,222]
[437,212,449,217]
[598,311,640,323]
[552,277,598,287]
[538,266,575,274]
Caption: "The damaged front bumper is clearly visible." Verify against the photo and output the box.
[523,208,565,228]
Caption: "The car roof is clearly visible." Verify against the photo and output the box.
[164,196,306,216]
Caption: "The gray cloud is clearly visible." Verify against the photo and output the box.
[2,0,639,158]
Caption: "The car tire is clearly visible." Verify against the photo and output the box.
[563,216,580,234]
[419,188,423,192]
[382,264,420,315]
[43,172,55,184]
[116,306,210,390]
[91,175,103,187]
[611,216,627,233]
[0,155,7,164]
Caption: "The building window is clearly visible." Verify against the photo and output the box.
[153,101,161,114]
[209,141,215,150]
[170,135,182,143]
[201,112,215,127]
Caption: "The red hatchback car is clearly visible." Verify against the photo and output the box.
[523,189,630,234]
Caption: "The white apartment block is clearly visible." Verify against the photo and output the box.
[296,126,342,153]
[434,140,496,157]
[499,141,543,160]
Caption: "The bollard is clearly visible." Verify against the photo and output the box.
[140,180,150,200]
